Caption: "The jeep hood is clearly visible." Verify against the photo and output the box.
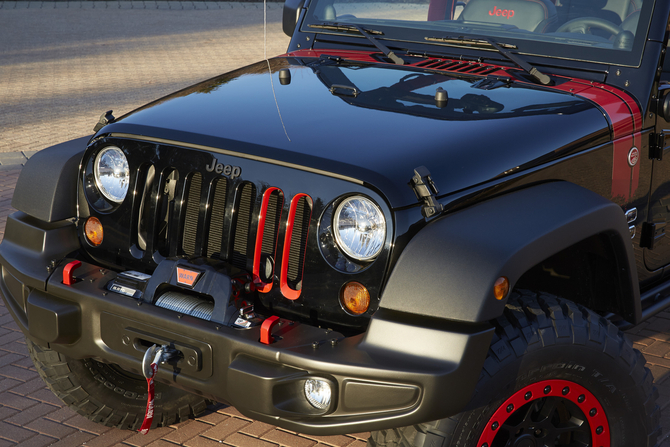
[103,57,612,208]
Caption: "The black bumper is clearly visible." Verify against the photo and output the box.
[0,211,494,435]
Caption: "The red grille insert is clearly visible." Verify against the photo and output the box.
[280,194,313,300]
[253,187,284,293]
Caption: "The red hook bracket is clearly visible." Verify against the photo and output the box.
[260,315,281,345]
[63,260,82,285]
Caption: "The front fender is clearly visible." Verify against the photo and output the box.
[381,182,639,323]
[12,136,89,222]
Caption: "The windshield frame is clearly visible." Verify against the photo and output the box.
[300,0,657,68]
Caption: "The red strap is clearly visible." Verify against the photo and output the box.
[63,260,82,285]
[138,362,158,434]
[260,316,280,345]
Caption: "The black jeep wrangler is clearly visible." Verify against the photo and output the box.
[1,0,667,445]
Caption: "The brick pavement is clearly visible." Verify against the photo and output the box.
[0,1,669,446]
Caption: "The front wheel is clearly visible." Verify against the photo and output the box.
[369,291,661,447]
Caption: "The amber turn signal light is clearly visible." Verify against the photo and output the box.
[494,276,509,300]
[85,217,104,246]
[340,281,370,315]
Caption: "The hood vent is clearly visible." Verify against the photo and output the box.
[413,59,500,76]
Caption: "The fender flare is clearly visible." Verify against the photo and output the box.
[12,136,90,222]
[380,182,640,323]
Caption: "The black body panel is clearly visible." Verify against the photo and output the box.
[101,58,610,209]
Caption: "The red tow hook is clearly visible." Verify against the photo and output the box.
[63,260,82,285]
[260,316,281,345]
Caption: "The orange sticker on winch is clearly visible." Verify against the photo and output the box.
[176,267,201,287]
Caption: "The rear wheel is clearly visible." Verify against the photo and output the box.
[368,291,661,447]
[27,339,210,430]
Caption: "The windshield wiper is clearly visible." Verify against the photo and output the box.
[309,22,405,65]
[425,35,552,85]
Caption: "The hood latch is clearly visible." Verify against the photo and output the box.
[409,166,443,220]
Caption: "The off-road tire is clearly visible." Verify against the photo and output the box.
[368,291,661,447]
[27,339,211,430]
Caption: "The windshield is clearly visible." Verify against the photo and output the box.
[302,0,655,67]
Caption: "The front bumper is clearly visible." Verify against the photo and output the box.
[0,211,493,434]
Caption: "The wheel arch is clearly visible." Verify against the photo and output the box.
[379,181,640,324]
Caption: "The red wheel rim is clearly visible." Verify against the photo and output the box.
[477,379,610,447]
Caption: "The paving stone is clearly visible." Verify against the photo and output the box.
[162,420,213,444]
[1,392,40,410]
[202,417,250,440]
[121,426,173,446]
[0,421,38,442]
[13,434,58,447]
[262,429,317,447]
[25,418,77,439]
[299,434,356,447]
[240,421,275,437]
[49,430,97,446]
[223,432,278,447]
[5,402,60,426]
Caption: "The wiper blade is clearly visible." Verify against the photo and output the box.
[425,35,552,85]
[309,22,405,65]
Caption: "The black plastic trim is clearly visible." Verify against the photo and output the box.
[381,182,640,324]
[0,255,493,434]
[12,136,89,222]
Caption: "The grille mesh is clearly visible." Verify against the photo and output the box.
[287,196,312,287]
[231,183,256,270]
[207,179,228,257]
[182,173,202,256]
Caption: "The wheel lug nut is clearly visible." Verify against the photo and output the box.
[543,386,551,394]
[578,394,585,403]
[596,426,604,435]
[589,408,597,417]
[562,386,569,395]
[524,391,532,400]
[506,404,514,413]
[492,421,499,430]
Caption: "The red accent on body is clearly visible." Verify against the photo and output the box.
[477,379,610,447]
[260,315,281,345]
[63,260,82,286]
[280,193,313,301]
[253,187,284,293]
[138,362,158,434]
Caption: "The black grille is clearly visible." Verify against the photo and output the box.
[131,159,309,297]
[413,59,498,76]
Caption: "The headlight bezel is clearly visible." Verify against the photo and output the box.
[93,146,130,205]
[332,195,387,262]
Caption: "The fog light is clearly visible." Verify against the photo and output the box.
[304,379,332,410]
[85,217,104,246]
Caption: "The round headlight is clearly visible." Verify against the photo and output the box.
[94,146,129,204]
[333,196,386,261]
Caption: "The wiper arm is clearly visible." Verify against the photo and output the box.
[309,22,405,65]
[425,35,552,85]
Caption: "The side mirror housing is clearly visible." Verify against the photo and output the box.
[283,0,306,37]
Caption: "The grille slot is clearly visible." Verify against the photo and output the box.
[182,173,202,256]
[207,179,228,257]
[280,194,313,300]
[231,183,256,270]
